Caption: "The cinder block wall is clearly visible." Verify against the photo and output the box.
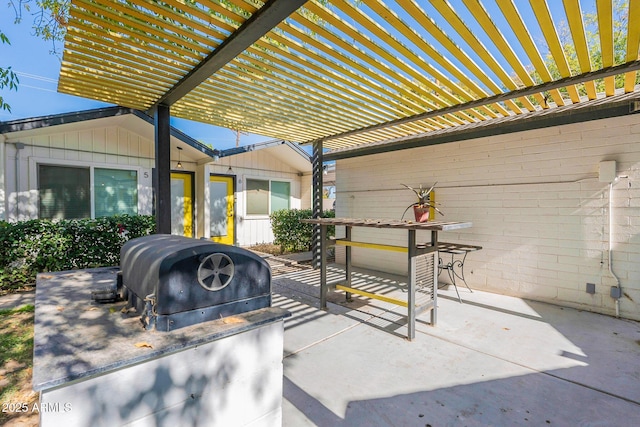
[335,115,640,320]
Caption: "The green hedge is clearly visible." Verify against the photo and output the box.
[0,215,155,291]
[270,209,335,253]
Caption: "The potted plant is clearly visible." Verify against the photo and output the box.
[401,182,444,222]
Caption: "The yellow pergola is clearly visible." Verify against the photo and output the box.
[57,0,640,232]
[59,0,640,149]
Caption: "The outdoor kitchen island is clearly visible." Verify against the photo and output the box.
[303,218,472,340]
[32,265,290,427]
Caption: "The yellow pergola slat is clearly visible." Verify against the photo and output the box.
[564,0,598,99]
[75,0,211,58]
[193,76,357,136]
[461,0,541,111]
[64,40,184,84]
[366,0,510,121]
[596,0,615,96]
[233,54,403,123]
[396,0,511,117]
[428,0,527,115]
[213,66,381,130]
[190,72,380,139]
[300,1,484,124]
[243,44,414,122]
[528,0,581,103]
[326,0,468,106]
[236,2,470,124]
[272,22,432,117]
[66,23,195,75]
[625,0,640,92]
[497,0,565,107]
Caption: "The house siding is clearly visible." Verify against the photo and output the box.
[208,149,304,247]
[336,115,640,320]
[3,125,154,221]
[2,114,311,249]
[300,173,312,210]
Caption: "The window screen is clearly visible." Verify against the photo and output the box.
[38,165,90,220]
[94,168,138,217]
[270,181,290,213]
[246,179,269,215]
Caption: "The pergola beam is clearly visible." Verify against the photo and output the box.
[307,59,640,146]
[151,0,308,109]
[324,92,640,161]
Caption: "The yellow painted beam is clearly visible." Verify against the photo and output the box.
[369,0,493,104]
[529,0,581,103]
[220,62,386,127]
[460,0,540,111]
[75,0,210,57]
[497,0,565,107]
[564,0,597,99]
[302,0,486,124]
[238,50,402,123]
[205,70,366,133]
[271,23,426,117]
[330,0,466,106]
[334,240,408,253]
[625,0,640,92]
[335,285,408,307]
[596,0,615,96]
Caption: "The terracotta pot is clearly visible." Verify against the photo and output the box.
[413,205,431,222]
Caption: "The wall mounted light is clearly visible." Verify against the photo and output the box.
[176,146,183,169]
[227,166,233,174]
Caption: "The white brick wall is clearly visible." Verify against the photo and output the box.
[336,115,640,320]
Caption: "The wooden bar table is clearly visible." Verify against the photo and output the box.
[302,218,472,340]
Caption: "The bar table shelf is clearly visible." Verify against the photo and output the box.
[302,218,472,340]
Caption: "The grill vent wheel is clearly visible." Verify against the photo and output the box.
[197,253,235,291]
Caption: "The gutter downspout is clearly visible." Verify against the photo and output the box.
[608,181,621,317]
[607,175,628,318]
[0,134,5,221]
[14,142,25,221]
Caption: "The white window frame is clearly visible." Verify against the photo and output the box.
[243,176,292,219]
[30,157,142,219]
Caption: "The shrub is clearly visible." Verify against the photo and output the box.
[270,209,335,253]
[0,215,155,292]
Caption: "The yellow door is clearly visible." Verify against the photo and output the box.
[209,175,234,245]
[171,172,193,237]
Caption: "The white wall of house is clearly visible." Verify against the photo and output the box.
[204,149,306,247]
[1,120,310,249]
[335,115,640,321]
[300,173,313,210]
[2,125,154,221]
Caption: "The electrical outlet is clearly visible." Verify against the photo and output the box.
[586,283,596,294]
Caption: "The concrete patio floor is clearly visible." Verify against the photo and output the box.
[272,265,640,426]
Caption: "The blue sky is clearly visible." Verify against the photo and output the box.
[0,9,270,151]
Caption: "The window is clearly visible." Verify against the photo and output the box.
[38,164,138,220]
[39,165,90,220]
[271,181,290,212]
[246,179,290,215]
[94,168,138,217]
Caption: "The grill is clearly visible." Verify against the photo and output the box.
[118,234,271,331]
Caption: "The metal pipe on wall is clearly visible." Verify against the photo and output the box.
[607,175,629,318]
[609,181,621,317]
[14,142,25,221]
